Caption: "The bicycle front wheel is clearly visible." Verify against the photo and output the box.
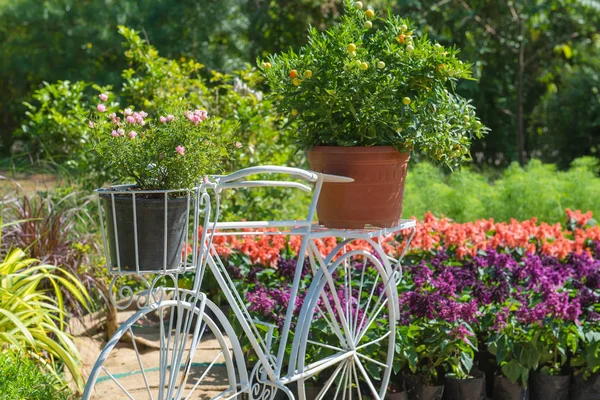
[83,298,241,400]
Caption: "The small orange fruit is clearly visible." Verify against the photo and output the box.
[403,97,411,105]
[347,43,357,53]
[291,109,299,116]
[292,78,301,86]
[304,70,313,78]
[365,9,375,18]
[290,69,298,79]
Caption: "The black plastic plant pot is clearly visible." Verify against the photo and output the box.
[443,373,487,400]
[476,349,497,397]
[569,373,600,400]
[385,389,408,400]
[405,375,445,400]
[386,379,409,400]
[529,371,569,400]
[492,375,529,400]
[100,193,189,272]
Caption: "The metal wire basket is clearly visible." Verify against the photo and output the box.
[96,184,213,275]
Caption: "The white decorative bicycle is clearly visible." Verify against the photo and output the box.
[83,166,416,400]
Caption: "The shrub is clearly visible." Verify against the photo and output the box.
[17,26,310,220]
[91,101,235,190]
[14,80,113,179]
[0,350,70,400]
[0,248,89,390]
[402,157,600,223]
[2,188,102,317]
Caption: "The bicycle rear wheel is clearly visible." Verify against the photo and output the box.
[295,247,397,400]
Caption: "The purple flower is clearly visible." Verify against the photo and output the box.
[246,286,276,316]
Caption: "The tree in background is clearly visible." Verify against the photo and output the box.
[0,0,248,154]
[395,0,600,165]
[2,0,600,167]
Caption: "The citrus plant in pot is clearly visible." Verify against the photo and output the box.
[90,95,234,272]
[261,0,487,229]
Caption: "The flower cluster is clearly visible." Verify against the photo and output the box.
[89,100,235,191]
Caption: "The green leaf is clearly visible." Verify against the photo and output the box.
[461,351,474,374]
[502,359,525,384]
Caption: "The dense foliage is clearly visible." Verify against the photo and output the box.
[262,1,487,167]
[2,0,599,167]
[206,209,600,389]
[403,156,600,223]
[0,350,70,400]
[0,248,89,390]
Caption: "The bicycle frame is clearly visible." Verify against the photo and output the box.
[198,166,415,389]
[203,166,331,386]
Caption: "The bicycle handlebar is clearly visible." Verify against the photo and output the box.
[215,165,354,185]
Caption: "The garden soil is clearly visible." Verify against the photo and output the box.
[71,308,232,399]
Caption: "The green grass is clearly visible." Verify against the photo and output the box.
[403,156,600,223]
[0,350,70,400]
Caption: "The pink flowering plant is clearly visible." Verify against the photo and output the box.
[90,94,235,191]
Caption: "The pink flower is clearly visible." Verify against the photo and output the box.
[176,145,185,156]
[99,93,108,102]
[117,128,125,136]
[126,116,136,124]
[166,114,175,122]
[124,108,133,116]
[140,111,148,118]
[108,112,117,119]
[128,131,137,139]
[111,130,119,137]
[97,104,106,112]
[88,121,94,129]
[235,141,242,149]
[185,109,208,125]
[159,116,167,124]
[193,109,208,121]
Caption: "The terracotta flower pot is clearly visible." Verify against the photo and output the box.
[307,146,410,229]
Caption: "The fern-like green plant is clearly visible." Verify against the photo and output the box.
[0,247,89,391]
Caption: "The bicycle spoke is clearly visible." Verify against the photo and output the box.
[306,339,346,353]
[316,292,349,348]
[101,367,136,400]
[344,256,351,335]
[355,297,388,345]
[346,359,352,400]
[352,362,363,400]
[355,331,391,351]
[330,362,347,400]
[184,349,224,400]
[128,327,154,400]
[356,352,389,369]
[352,258,368,339]
[353,354,381,400]
[354,272,380,342]
[315,360,346,400]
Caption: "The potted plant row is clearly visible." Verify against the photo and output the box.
[261,0,488,229]
[89,97,235,272]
